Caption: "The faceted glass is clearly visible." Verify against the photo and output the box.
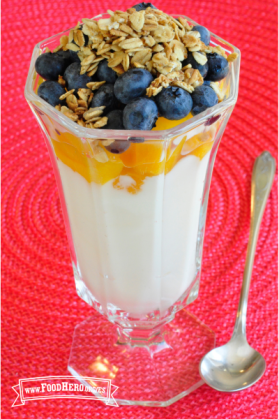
[25,13,240,406]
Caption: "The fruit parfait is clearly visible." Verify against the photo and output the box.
[26,3,239,326]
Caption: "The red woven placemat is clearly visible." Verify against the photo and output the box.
[1,0,278,417]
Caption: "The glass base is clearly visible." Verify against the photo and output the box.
[68,310,215,407]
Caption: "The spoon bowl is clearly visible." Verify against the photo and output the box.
[199,337,266,392]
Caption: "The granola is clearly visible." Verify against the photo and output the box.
[37,4,239,128]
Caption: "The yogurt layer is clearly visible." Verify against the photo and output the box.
[57,151,210,317]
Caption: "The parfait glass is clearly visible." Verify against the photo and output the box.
[25,13,240,406]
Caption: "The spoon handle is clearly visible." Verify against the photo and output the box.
[233,151,276,338]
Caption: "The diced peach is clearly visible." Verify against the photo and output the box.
[54,131,92,155]
[51,139,123,184]
[119,141,164,168]
[152,113,193,131]
[35,75,44,94]
[94,158,123,185]
[182,134,203,154]
[133,161,165,177]
[190,141,213,160]
[113,167,145,194]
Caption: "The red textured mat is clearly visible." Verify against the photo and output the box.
[1,0,278,417]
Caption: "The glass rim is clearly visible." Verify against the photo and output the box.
[24,13,241,141]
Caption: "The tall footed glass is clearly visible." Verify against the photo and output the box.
[25,15,240,406]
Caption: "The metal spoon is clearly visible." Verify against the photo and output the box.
[199,151,276,392]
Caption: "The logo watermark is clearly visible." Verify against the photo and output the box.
[12,376,118,407]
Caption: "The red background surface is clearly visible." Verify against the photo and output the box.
[1,0,278,417]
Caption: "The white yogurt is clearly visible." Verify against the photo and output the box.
[57,152,210,317]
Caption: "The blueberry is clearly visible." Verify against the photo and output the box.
[64,62,94,91]
[100,111,128,153]
[104,140,130,154]
[91,84,118,114]
[102,110,124,129]
[69,50,81,64]
[116,101,126,111]
[182,52,208,78]
[129,137,144,143]
[132,2,157,11]
[206,53,229,82]
[155,87,193,120]
[205,114,221,126]
[37,81,66,107]
[191,85,218,115]
[97,60,117,84]
[123,98,158,130]
[55,50,73,67]
[202,80,223,103]
[35,53,67,81]
[114,68,153,104]
[192,25,210,46]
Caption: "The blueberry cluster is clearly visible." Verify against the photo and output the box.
[35,2,232,147]
[36,52,226,123]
